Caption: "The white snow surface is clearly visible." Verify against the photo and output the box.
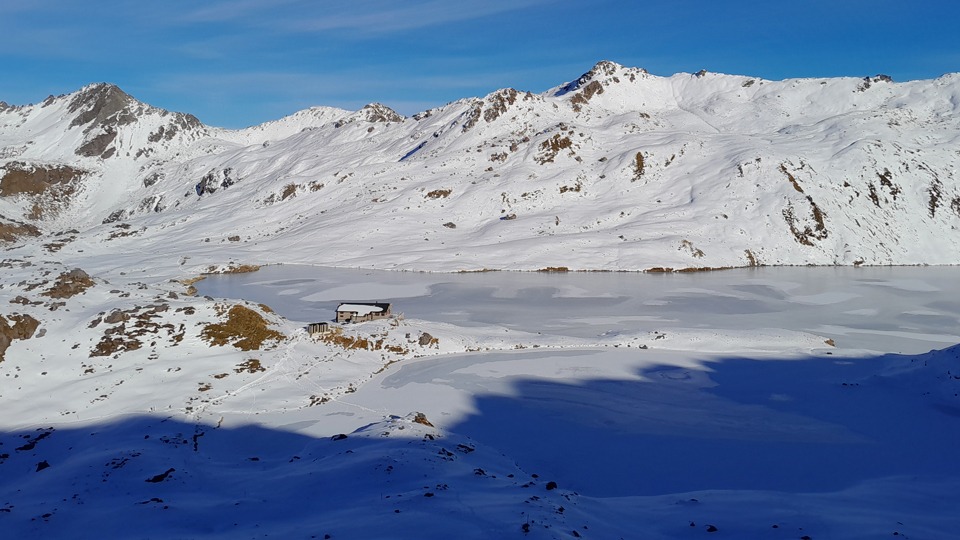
[337,303,386,316]
[2,62,960,273]
[1,63,960,538]
[2,260,959,538]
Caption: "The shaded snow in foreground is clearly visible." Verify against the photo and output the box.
[3,346,959,539]
[2,266,959,538]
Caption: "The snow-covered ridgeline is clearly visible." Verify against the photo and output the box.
[1,62,960,273]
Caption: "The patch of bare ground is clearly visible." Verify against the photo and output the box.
[317,326,413,353]
[0,162,85,197]
[203,264,260,275]
[43,229,78,252]
[106,223,143,240]
[928,179,943,218]
[280,183,297,201]
[412,412,434,427]
[201,305,284,351]
[877,168,901,200]
[558,181,582,194]
[257,183,300,205]
[482,88,519,122]
[679,240,705,258]
[570,80,604,112]
[538,267,569,272]
[417,332,439,348]
[780,164,804,193]
[234,358,266,374]
[674,266,735,273]
[0,217,40,243]
[0,313,40,361]
[176,276,206,296]
[0,162,85,220]
[645,266,735,273]
[633,151,645,181]
[425,189,452,199]
[535,134,573,164]
[90,303,184,358]
[41,268,94,299]
[783,197,828,246]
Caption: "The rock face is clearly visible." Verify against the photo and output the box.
[0,313,40,361]
[67,84,138,159]
[0,215,40,242]
[67,83,137,130]
[0,62,959,269]
[41,269,95,299]
[0,162,86,197]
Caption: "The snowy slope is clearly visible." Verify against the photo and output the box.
[2,62,960,273]
[2,62,960,538]
[2,260,960,538]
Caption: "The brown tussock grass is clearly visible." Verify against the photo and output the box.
[201,305,284,351]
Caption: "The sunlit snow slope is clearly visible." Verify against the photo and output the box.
[2,61,960,271]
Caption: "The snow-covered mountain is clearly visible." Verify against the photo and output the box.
[2,61,959,271]
[3,62,960,539]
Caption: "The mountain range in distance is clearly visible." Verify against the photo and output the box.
[2,61,959,272]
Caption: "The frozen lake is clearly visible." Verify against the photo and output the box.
[197,265,960,354]
[197,265,960,515]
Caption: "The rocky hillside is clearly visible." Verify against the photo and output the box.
[2,61,960,272]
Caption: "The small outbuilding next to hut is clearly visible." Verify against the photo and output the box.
[307,322,330,335]
[336,302,392,324]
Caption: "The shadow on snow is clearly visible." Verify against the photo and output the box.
[449,344,960,497]
[1,345,958,536]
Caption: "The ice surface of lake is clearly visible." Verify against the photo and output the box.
[196,266,960,515]
[198,265,960,354]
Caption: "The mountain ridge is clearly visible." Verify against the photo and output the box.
[1,61,960,272]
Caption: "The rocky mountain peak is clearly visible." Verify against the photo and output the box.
[67,83,139,131]
[555,60,648,96]
[334,103,404,128]
[359,103,404,123]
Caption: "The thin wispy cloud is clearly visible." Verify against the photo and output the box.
[3,0,959,129]
[179,0,306,24]
[285,0,552,35]
[177,0,552,36]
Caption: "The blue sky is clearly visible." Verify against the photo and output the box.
[3,0,958,128]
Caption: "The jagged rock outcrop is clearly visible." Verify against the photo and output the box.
[0,313,40,361]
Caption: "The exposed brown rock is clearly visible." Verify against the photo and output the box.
[411,412,434,427]
[418,332,439,347]
[633,152,645,180]
[68,84,135,127]
[41,268,95,299]
[783,197,828,246]
[570,80,604,111]
[426,189,452,199]
[76,128,118,158]
[0,162,84,197]
[483,88,519,123]
[359,103,403,123]
[536,134,573,164]
[203,264,260,275]
[0,313,40,361]
[0,216,40,243]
